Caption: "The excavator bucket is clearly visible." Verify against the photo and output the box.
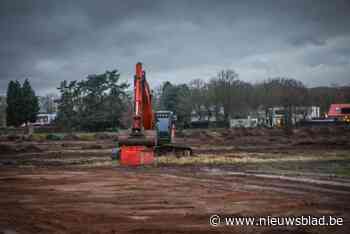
[118,130,157,146]
[118,130,157,166]
[120,146,154,166]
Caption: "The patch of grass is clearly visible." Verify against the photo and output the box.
[335,167,350,177]
[157,151,350,177]
[30,133,48,141]
[157,151,350,166]
[46,133,64,140]
[77,133,96,141]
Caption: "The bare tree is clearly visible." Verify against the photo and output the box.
[188,79,208,120]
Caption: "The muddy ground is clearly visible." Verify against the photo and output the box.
[0,127,349,234]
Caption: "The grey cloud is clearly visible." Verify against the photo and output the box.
[1,0,350,95]
[288,36,326,47]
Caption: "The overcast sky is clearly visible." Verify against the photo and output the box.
[1,0,349,95]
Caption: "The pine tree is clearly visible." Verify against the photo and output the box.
[6,80,23,126]
[21,79,39,125]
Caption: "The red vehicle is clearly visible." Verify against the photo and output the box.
[116,63,191,166]
[117,63,156,166]
[328,104,350,123]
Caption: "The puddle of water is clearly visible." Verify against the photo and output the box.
[128,216,150,220]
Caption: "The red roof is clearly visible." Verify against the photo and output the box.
[328,104,350,117]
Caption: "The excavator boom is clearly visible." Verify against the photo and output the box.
[132,63,154,131]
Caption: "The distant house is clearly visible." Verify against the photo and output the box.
[265,106,320,128]
[230,116,258,128]
[190,106,224,122]
[32,113,57,126]
[328,104,350,121]
[33,95,59,126]
[190,105,322,128]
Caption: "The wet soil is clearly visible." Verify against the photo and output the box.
[0,127,349,233]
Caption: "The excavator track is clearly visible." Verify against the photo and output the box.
[155,144,193,157]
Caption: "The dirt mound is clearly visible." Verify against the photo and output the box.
[248,128,269,136]
[81,144,103,150]
[218,128,269,139]
[94,133,114,140]
[19,144,43,153]
[181,128,291,145]
[180,127,350,148]
[293,128,315,138]
[6,134,22,141]
[0,143,42,155]
[296,126,350,137]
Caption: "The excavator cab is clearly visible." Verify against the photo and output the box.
[155,111,175,145]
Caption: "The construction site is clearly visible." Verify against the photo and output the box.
[0,125,349,234]
[1,1,350,234]
[1,62,350,234]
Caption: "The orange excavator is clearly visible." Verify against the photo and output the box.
[116,62,191,166]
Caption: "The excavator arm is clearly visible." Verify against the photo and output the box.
[132,62,154,132]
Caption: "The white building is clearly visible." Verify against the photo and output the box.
[190,106,224,122]
[33,113,57,126]
[230,116,258,128]
[266,106,320,127]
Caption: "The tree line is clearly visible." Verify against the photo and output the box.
[5,68,349,130]
[155,69,350,127]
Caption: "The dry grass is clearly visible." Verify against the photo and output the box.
[157,151,350,165]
